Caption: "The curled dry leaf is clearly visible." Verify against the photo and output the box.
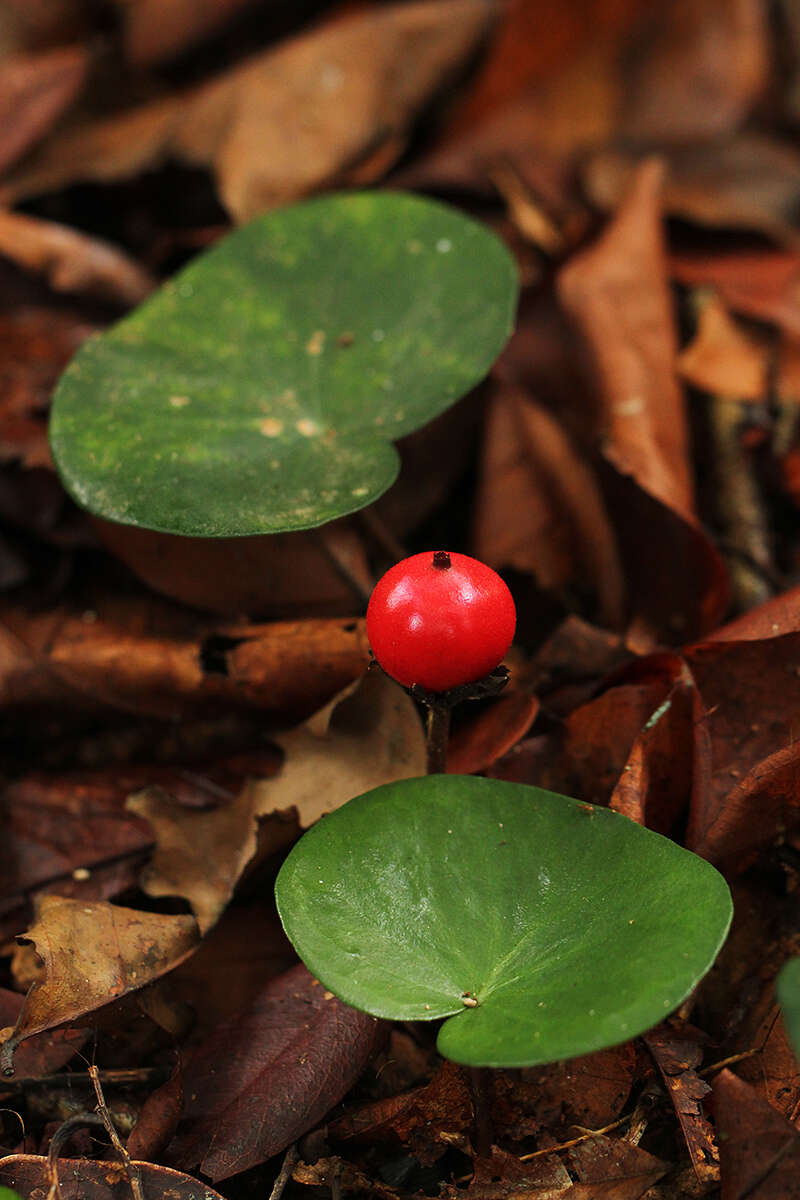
[0,210,155,307]
[684,634,800,866]
[558,158,728,645]
[609,655,700,835]
[704,585,800,641]
[617,0,768,141]
[447,690,539,775]
[644,1025,718,1185]
[0,896,198,1073]
[474,384,625,628]
[329,1060,473,1164]
[0,303,96,469]
[0,45,87,175]
[0,0,495,222]
[713,1069,800,1200]
[117,0,259,68]
[677,294,767,401]
[492,658,685,806]
[670,250,800,339]
[165,964,385,1181]
[586,136,800,249]
[444,1146,573,1198]
[0,987,87,1079]
[0,596,370,725]
[567,1136,668,1198]
[128,669,425,932]
[0,1153,226,1199]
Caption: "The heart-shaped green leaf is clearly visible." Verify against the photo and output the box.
[777,958,800,1058]
[275,775,732,1068]
[49,191,518,536]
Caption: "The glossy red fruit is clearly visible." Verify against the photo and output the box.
[366,550,516,692]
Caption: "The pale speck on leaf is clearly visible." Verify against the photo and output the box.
[260,418,284,437]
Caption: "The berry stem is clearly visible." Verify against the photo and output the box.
[425,697,451,774]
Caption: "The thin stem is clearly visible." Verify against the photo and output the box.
[425,699,451,774]
[89,1065,145,1200]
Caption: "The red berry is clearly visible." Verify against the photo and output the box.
[366,550,516,692]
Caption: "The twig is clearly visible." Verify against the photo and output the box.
[518,1113,632,1162]
[1,1066,167,1092]
[89,1064,145,1200]
[268,1143,299,1200]
[699,1049,760,1078]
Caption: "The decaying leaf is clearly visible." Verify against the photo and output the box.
[0,45,87,175]
[474,384,625,628]
[0,1153,226,1199]
[677,294,768,401]
[447,690,539,775]
[0,896,198,1073]
[0,0,496,222]
[714,1069,800,1199]
[644,1025,718,1185]
[329,1060,474,1163]
[558,158,728,645]
[165,964,385,1181]
[0,210,155,306]
[0,596,370,724]
[0,987,87,1079]
[586,136,800,249]
[128,669,425,931]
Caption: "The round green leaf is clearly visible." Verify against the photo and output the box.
[49,191,518,537]
[777,958,800,1059]
[275,775,732,1068]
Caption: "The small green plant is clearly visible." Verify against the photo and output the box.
[47,190,733,1071]
[275,552,733,1068]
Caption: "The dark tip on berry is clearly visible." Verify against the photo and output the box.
[432,550,451,570]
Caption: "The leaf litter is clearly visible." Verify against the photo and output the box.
[5,1,800,1197]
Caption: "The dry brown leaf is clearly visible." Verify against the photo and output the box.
[329,1060,474,1163]
[0,45,87,175]
[116,0,260,68]
[0,895,198,1072]
[644,1025,718,1185]
[474,385,625,628]
[618,0,768,141]
[0,210,154,306]
[568,1136,669,1197]
[0,1153,226,1199]
[166,964,385,1181]
[670,250,800,338]
[609,656,699,836]
[447,690,539,775]
[677,295,767,401]
[586,136,800,249]
[558,158,728,645]
[0,595,370,724]
[0,303,96,468]
[127,669,425,932]
[714,1069,800,1199]
[0,0,495,222]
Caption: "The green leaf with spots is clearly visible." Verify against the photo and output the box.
[777,958,800,1059]
[49,191,518,536]
[275,775,733,1068]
